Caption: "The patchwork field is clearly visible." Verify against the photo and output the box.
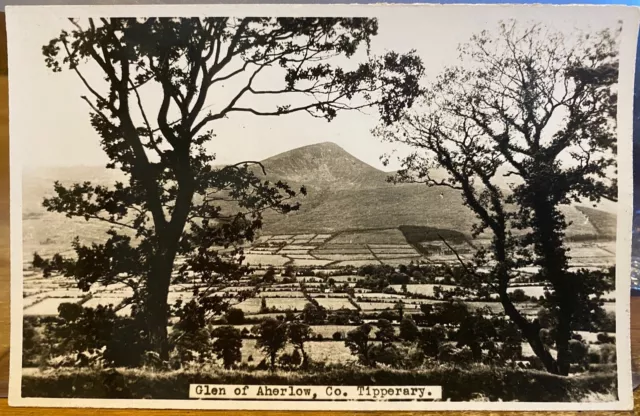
[21,226,617,347]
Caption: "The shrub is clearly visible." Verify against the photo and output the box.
[417,325,446,359]
[599,343,616,364]
[44,303,154,368]
[332,331,344,341]
[500,337,523,362]
[279,350,302,368]
[375,319,395,345]
[438,345,474,366]
[568,339,589,369]
[597,333,615,344]
[23,318,44,367]
[378,310,398,322]
[369,344,403,368]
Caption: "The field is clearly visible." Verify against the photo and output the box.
[356,302,400,311]
[389,284,457,296]
[268,298,309,312]
[315,297,355,310]
[24,297,84,316]
[241,339,356,365]
[236,298,264,314]
[259,291,305,298]
[328,229,410,245]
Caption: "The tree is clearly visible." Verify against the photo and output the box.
[399,316,419,342]
[41,17,423,359]
[260,297,269,313]
[263,267,277,284]
[287,321,313,367]
[224,307,245,325]
[393,300,405,319]
[510,289,527,303]
[252,318,288,370]
[369,343,403,368]
[375,319,396,347]
[211,326,243,369]
[417,325,446,359]
[301,302,326,324]
[171,299,212,365]
[345,323,374,367]
[283,265,297,278]
[378,20,619,375]
[46,303,153,368]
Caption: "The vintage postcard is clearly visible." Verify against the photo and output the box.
[6,3,638,411]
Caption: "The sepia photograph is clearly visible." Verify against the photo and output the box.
[5,4,637,411]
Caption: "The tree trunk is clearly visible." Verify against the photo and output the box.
[530,196,572,376]
[270,351,277,370]
[144,163,194,362]
[499,290,560,374]
[300,345,308,368]
[146,249,176,361]
[555,303,573,376]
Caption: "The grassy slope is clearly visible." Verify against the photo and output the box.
[21,366,616,402]
[575,206,617,238]
[262,183,473,234]
[262,182,611,239]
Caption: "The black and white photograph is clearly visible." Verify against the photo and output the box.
[5,4,637,411]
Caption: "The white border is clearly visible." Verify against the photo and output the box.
[5,3,639,411]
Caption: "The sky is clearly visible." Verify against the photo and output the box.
[8,5,631,171]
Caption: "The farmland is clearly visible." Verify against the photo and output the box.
[21,226,617,391]
[20,223,619,407]
[22,230,617,323]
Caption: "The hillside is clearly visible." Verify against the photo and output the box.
[258,142,615,239]
[260,181,608,239]
[21,142,617,260]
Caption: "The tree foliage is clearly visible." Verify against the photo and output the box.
[252,317,288,370]
[377,20,619,375]
[399,316,420,342]
[287,321,313,367]
[345,323,374,367]
[39,17,423,358]
[211,326,243,369]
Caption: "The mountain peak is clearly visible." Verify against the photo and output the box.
[259,142,389,189]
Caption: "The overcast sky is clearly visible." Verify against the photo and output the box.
[8,5,631,171]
